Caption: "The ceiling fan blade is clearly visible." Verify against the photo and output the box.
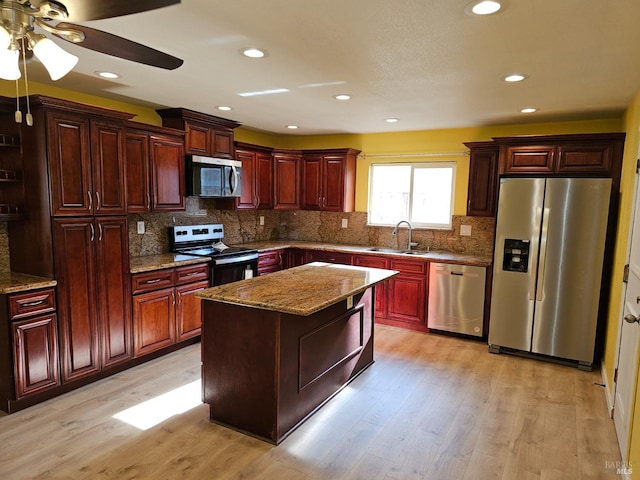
[31,0,180,22]
[53,23,184,70]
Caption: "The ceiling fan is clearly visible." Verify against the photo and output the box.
[0,0,183,82]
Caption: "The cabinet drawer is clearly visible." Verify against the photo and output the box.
[175,263,209,285]
[132,269,174,294]
[258,250,283,267]
[9,288,56,320]
[389,259,428,275]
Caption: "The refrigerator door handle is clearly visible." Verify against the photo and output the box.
[536,207,551,301]
[529,206,543,301]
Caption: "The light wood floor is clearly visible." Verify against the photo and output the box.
[0,325,622,479]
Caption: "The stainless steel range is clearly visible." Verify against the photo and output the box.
[168,224,258,285]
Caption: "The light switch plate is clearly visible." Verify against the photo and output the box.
[137,221,145,234]
[259,216,265,226]
[460,225,472,236]
[341,218,348,228]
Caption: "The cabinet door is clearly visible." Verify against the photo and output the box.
[53,218,100,381]
[47,111,93,216]
[150,134,185,211]
[301,154,322,210]
[503,145,556,174]
[125,131,151,212]
[184,120,210,155]
[256,153,273,209]
[176,281,209,342]
[236,150,257,209]
[258,250,283,275]
[12,314,60,398]
[353,255,389,320]
[387,273,426,327]
[323,155,347,211]
[95,217,132,368]
[466,146,498,217]
[273,153,300,209]
[133,287,176,357]
[556,142,613,175]
[90,120,126,215]
[212,130,234,159]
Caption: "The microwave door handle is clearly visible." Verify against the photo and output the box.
[230,165,239,195]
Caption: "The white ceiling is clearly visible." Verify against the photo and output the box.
[25,0,640,135]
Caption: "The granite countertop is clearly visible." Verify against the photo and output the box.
[130,253,212,274]
[234,240,493,267]
[196,262,397,316]
[0,272,57,294]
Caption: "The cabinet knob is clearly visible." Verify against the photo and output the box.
[624,314,639,324]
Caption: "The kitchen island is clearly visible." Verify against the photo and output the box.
[196,262,397,444]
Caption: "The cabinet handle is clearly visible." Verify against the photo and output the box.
[181,272,198,277]
[98,223,103,241]
[21,300,45,307]
[90,223,95,242]
[147,194,151,210]
[95,191,101,210]
[145,278,162,284]
[87,191,93,211]
[172,292,176,305]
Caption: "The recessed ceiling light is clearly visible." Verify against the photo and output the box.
[217,106,232,111]
[505,73,526,82]
[242,48,266,59]
[286,125,298,129]
[334,94,351,101]
[95,71,120,79]
[521,107,537,113]
[467,1,502,15]
[385,118,399,123]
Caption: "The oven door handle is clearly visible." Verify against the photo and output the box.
[213,253,258,265]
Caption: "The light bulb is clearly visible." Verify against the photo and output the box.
[0,25,11,50]
[30,35,78,80]
[0,48,21,80]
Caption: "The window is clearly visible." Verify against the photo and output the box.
[368,162,455,228]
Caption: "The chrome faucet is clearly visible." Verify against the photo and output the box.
[392,220,416,250]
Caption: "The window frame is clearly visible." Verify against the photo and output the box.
[367,161,456,229]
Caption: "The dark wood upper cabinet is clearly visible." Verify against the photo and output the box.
[125,122,185,213]
[495,133,625,187]
[234,144,276,210]
[464,141,499,217]
[47,110,128,217]
[150,134,185,211]
[301,149,360,212]
[273,149,301,210]
[157,108,240,159]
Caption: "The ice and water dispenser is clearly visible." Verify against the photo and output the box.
[502,239,530,273]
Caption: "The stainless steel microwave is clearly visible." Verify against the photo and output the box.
[186,155,242,198]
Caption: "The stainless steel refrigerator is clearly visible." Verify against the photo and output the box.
[488,177,611,368]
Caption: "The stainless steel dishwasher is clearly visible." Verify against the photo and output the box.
[427,262,486,337]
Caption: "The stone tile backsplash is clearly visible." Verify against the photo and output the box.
[0,199,495,271]
[127,197,495,258]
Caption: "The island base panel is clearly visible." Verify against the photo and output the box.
[202,288,374,443]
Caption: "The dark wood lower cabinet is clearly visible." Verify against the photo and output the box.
[131,263,210,357]
[12,314,60,399]
[53,216,132,382]
[133,287,176,357]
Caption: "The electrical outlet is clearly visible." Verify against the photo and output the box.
[137,221,145,234]
[460,225,472,236]
[259,216,265,226]
[341,218,348,228]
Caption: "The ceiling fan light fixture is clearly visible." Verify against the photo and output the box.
[0,25,11,50]
[0,47,21,80]
[28,34,78,80]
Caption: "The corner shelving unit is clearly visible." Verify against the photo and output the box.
[0,133,23,221]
